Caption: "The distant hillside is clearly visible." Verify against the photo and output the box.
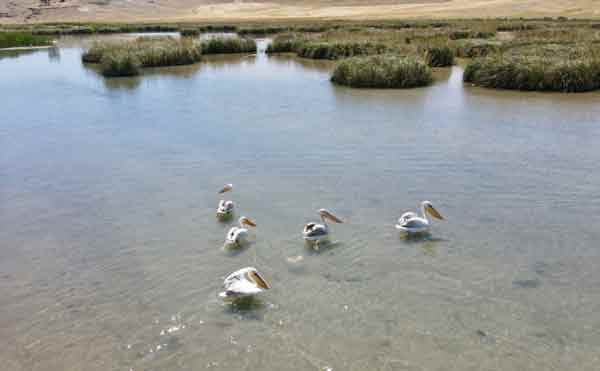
[1,0,599,23]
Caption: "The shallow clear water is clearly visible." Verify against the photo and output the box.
[2,36,600,371]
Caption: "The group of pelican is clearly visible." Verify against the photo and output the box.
[216,184,445,302]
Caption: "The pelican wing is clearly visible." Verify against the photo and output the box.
[225,279,263,296]
[398,211,417,224]
[400,218,428,228]
[304,224,327,237]
[218,200,234,211]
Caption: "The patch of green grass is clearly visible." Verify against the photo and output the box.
[0,32,52,49]
[201,37,257,54]
[331,55,432,88]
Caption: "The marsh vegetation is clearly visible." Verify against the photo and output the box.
[201,37,257,54]
[464,44,600,92]
[9,17,598,90]
[82,36,257,77]
[0,32,52,49]
[331,55,432,88]
[260,19,600,91]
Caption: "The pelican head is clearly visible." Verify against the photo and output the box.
[319,209,343,224]
[239,216,257,227]
[218,183,233,194]
[247,269,270,290]
[422,201,445,221]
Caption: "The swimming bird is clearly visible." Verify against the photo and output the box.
[219,267,270,301]
[224,216,256,248]
[396,201,445,234]
[303,209,343,249]
[217,183,234,220]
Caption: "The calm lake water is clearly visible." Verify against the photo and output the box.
[2,35,600,371]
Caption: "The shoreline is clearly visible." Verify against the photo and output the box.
[0,45,54,51]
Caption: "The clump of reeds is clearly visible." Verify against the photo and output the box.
[134,37,202,67]
[449,30,496,40]
[201,37,257,54]
[82,37,202,75]
[265,33,308,53]
[82,41,115,63]
[331,55,433,88]
[296,41,388,60]
[463,46,600,92]
[423,45,454,67]
[100,51,142,77]
[0,32,52,48]
[452,39,503,58]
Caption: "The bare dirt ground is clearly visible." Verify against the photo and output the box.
[1,0,599,24]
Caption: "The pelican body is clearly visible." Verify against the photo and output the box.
[219,267,270,301]
[396,201,444,234]
[303,209,343,249]
[225,216,256,248]
[217,184,234,220]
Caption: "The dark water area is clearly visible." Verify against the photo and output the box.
[1,35,600,370]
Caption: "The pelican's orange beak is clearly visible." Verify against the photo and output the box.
[243,218,257,227]
[426,205,445,220]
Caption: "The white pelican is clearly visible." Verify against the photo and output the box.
[396,201,445,234]
[219,267,270,301]
[303,209,343,249]
[224,216,256,248]
[217,183,234,220]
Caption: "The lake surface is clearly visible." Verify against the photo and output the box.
[2,35,600,371]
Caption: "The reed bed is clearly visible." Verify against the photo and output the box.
[464,44,600,92]
[100,51,142,77]
[452,39,503,58]
[422,45,454,67]
[0,32,52,48]
[266,34,308,53]
[331,55,432,88]
[201,37,257,54]
[297,41,388,60]
[82,37,202,76]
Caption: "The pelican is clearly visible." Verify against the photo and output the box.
[219,267,270,301]
[303,209,343,249]
[396,201,445,234]
[217,183,234,220]
[224,216,256,248]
